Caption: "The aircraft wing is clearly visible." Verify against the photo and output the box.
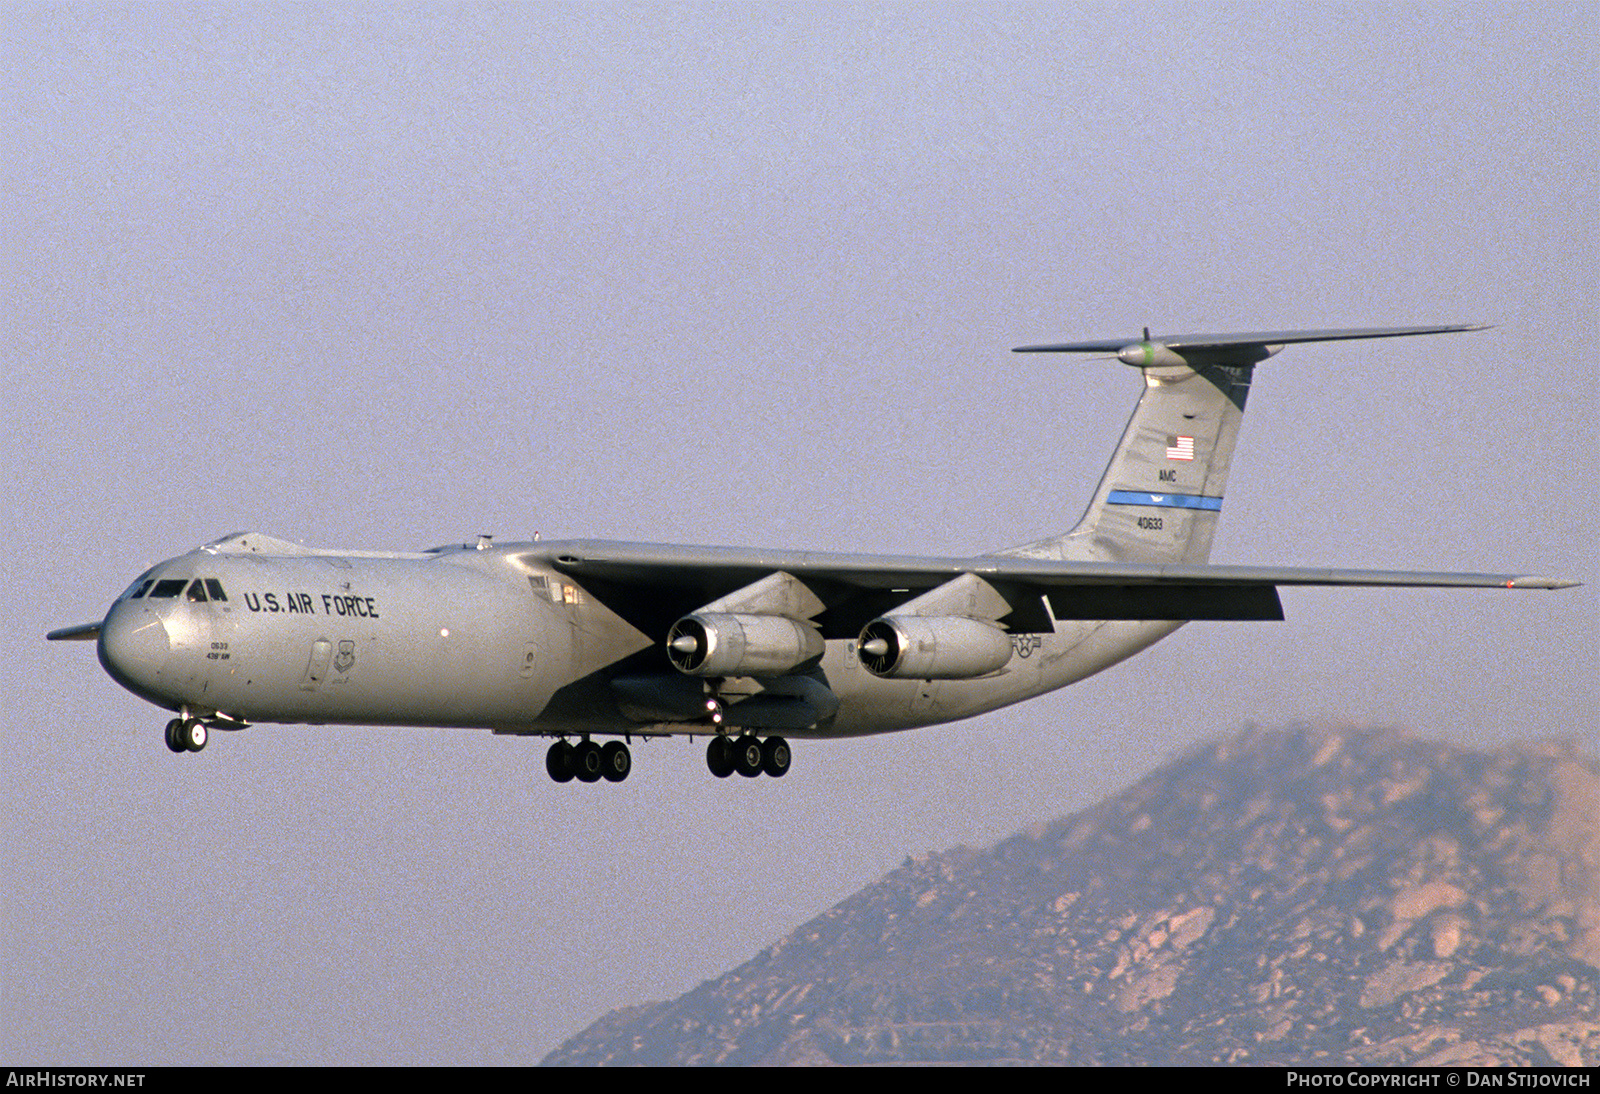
[525,540,1576,635]
[534,540,1575,589]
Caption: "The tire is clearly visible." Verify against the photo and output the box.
[706,736,735,778]
[601,741,631,783]
[734,734,764,778]
[181,720,208,752]
[761,736,791,778]
[546,740,575,783]
[164,719,185,754]
[574,740,604,783]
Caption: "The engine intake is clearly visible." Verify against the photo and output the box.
[857,615,1014,679]
[666,612,823,677]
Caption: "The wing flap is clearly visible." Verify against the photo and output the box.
[1047,585,1284,621]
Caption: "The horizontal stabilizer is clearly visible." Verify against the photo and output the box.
[1013,324,1487,355]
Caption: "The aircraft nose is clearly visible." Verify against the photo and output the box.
[97,605,171,697]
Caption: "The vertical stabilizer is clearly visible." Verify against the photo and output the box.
[1003,355,1254,564]
[998,325,1485,565]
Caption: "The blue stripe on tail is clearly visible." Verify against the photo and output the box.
[1105,491,1224,511]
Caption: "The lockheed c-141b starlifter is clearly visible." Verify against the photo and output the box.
[49,324,1578,783]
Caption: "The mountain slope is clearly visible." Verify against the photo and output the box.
[544,725,1600,1065]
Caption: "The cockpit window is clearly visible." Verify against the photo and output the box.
[186,580,209,603]
[126,579,154,600]
[149,579,188,599]
[204,578,228,601]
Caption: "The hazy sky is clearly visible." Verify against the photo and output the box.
[4,3,1594,1064]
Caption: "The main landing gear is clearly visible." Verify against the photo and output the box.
[546,738,631,784]
[542,734,792,783]
[163,717,208,753]
[706,734,790,779]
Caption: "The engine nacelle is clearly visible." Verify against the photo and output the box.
[856,615,1014,679]
[666,612,823,677]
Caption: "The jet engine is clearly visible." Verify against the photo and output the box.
[856,615,1014,679]
[666,612,824,677]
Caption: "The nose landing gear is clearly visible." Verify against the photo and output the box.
[163,718,208,753]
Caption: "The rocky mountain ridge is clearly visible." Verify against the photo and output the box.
[544,725,1599,1065]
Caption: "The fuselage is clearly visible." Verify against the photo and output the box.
[94,532,1179,741]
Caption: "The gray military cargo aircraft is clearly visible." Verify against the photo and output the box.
[49,325,1577,784]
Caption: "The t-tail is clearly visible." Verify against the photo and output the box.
[999,324,1488,565]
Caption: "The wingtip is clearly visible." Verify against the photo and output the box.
[1506,576,1583,590]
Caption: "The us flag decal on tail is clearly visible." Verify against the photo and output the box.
[1166,435,1195,460]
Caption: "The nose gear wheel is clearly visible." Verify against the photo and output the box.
[164,718,207,753]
